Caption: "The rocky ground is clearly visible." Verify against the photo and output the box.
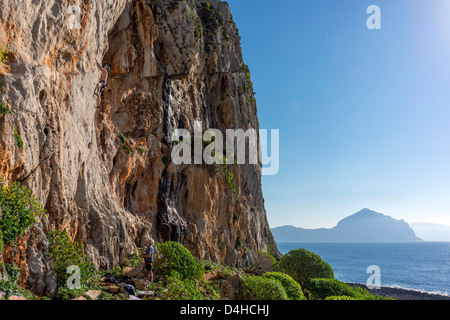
[348,283,450,301]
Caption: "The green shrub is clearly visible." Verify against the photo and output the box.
[349,285,396,300]
[116,133,126,144]
[198,2,223,34]
[127,253,141,268]
[4,263,20,283]
[0,263,36,300]
[0,102,7,115]
[367,295,397,301]
[259,249,276,264]
[0,179,45,244]
[262,272,305,300]
[241,275,289,300]
[274,249,334,286]
[160,271,204,300]
[0,233,4,252]
[47,230,96,288]
[98,291,122,300]
[201,260,220,272]
[304,278,364,300]
[200,278,220,300]
[56,286,89,300]
[116,133,133,155]
[325,295,360,300]
[0,44,12,64]
[13,127,23,148]
[154,241,204,280]
[0,278,23,299]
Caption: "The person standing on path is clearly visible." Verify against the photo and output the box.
[141,239,154,283]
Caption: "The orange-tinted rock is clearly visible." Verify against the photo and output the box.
[8,296,27,300]
[0,0,279,297]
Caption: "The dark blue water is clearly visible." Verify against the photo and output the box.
[277,242,450,296]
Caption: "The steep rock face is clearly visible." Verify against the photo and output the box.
[0,0,279,296]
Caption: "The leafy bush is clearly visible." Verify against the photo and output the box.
[117,133,126,144]
[154,241,204,280]
[47,230,96,288]
[0,263,36,300]
[0,44,11,64]
[13,127,23,148]
[0,278,23,299]
[98,291,122,301]
[200,279,220,300]
[0,233,4,252]
[274,249,334,286]
[56,286,89,300]
[0,102,7,115]
[116,133,133,155]
[201,260,220,272]
[325,295,360,300]
[241,275,289,300]
[0,179,45,244]
[262,272,305,300]
[126,253,141,268]
[349,285,396,300]
[304,278,365,300]
[159,271,204,300]
[198,2,223,34]
[4,263,20,283]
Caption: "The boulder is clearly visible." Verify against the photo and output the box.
[124,262,145,278]
[83,290,102,300]
[8,296,27,300]
[136,290,154,298]
[134,278,150,291]
[104,285,120,294]
[121,267,134,275]
[72,296,88,301]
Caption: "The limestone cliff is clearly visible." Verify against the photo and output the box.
[0,0,279,296]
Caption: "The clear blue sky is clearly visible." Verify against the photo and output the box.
[227,0,450,228]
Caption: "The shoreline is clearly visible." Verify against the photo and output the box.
[347,283,450,300]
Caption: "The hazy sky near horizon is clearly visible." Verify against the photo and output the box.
[227,0,450,228]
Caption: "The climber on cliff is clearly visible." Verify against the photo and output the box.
[93,58,110,108]
[141,238,154,283]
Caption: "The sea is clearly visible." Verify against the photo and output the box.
[276,242,450,296]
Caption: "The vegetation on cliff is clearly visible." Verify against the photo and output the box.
[1,236,393,300]
[0,179,46,245]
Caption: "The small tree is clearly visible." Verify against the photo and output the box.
[154,241,204,280]
[47,230,96,288]
[0,179,45,244]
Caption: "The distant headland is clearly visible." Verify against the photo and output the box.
[272,209,423,242]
